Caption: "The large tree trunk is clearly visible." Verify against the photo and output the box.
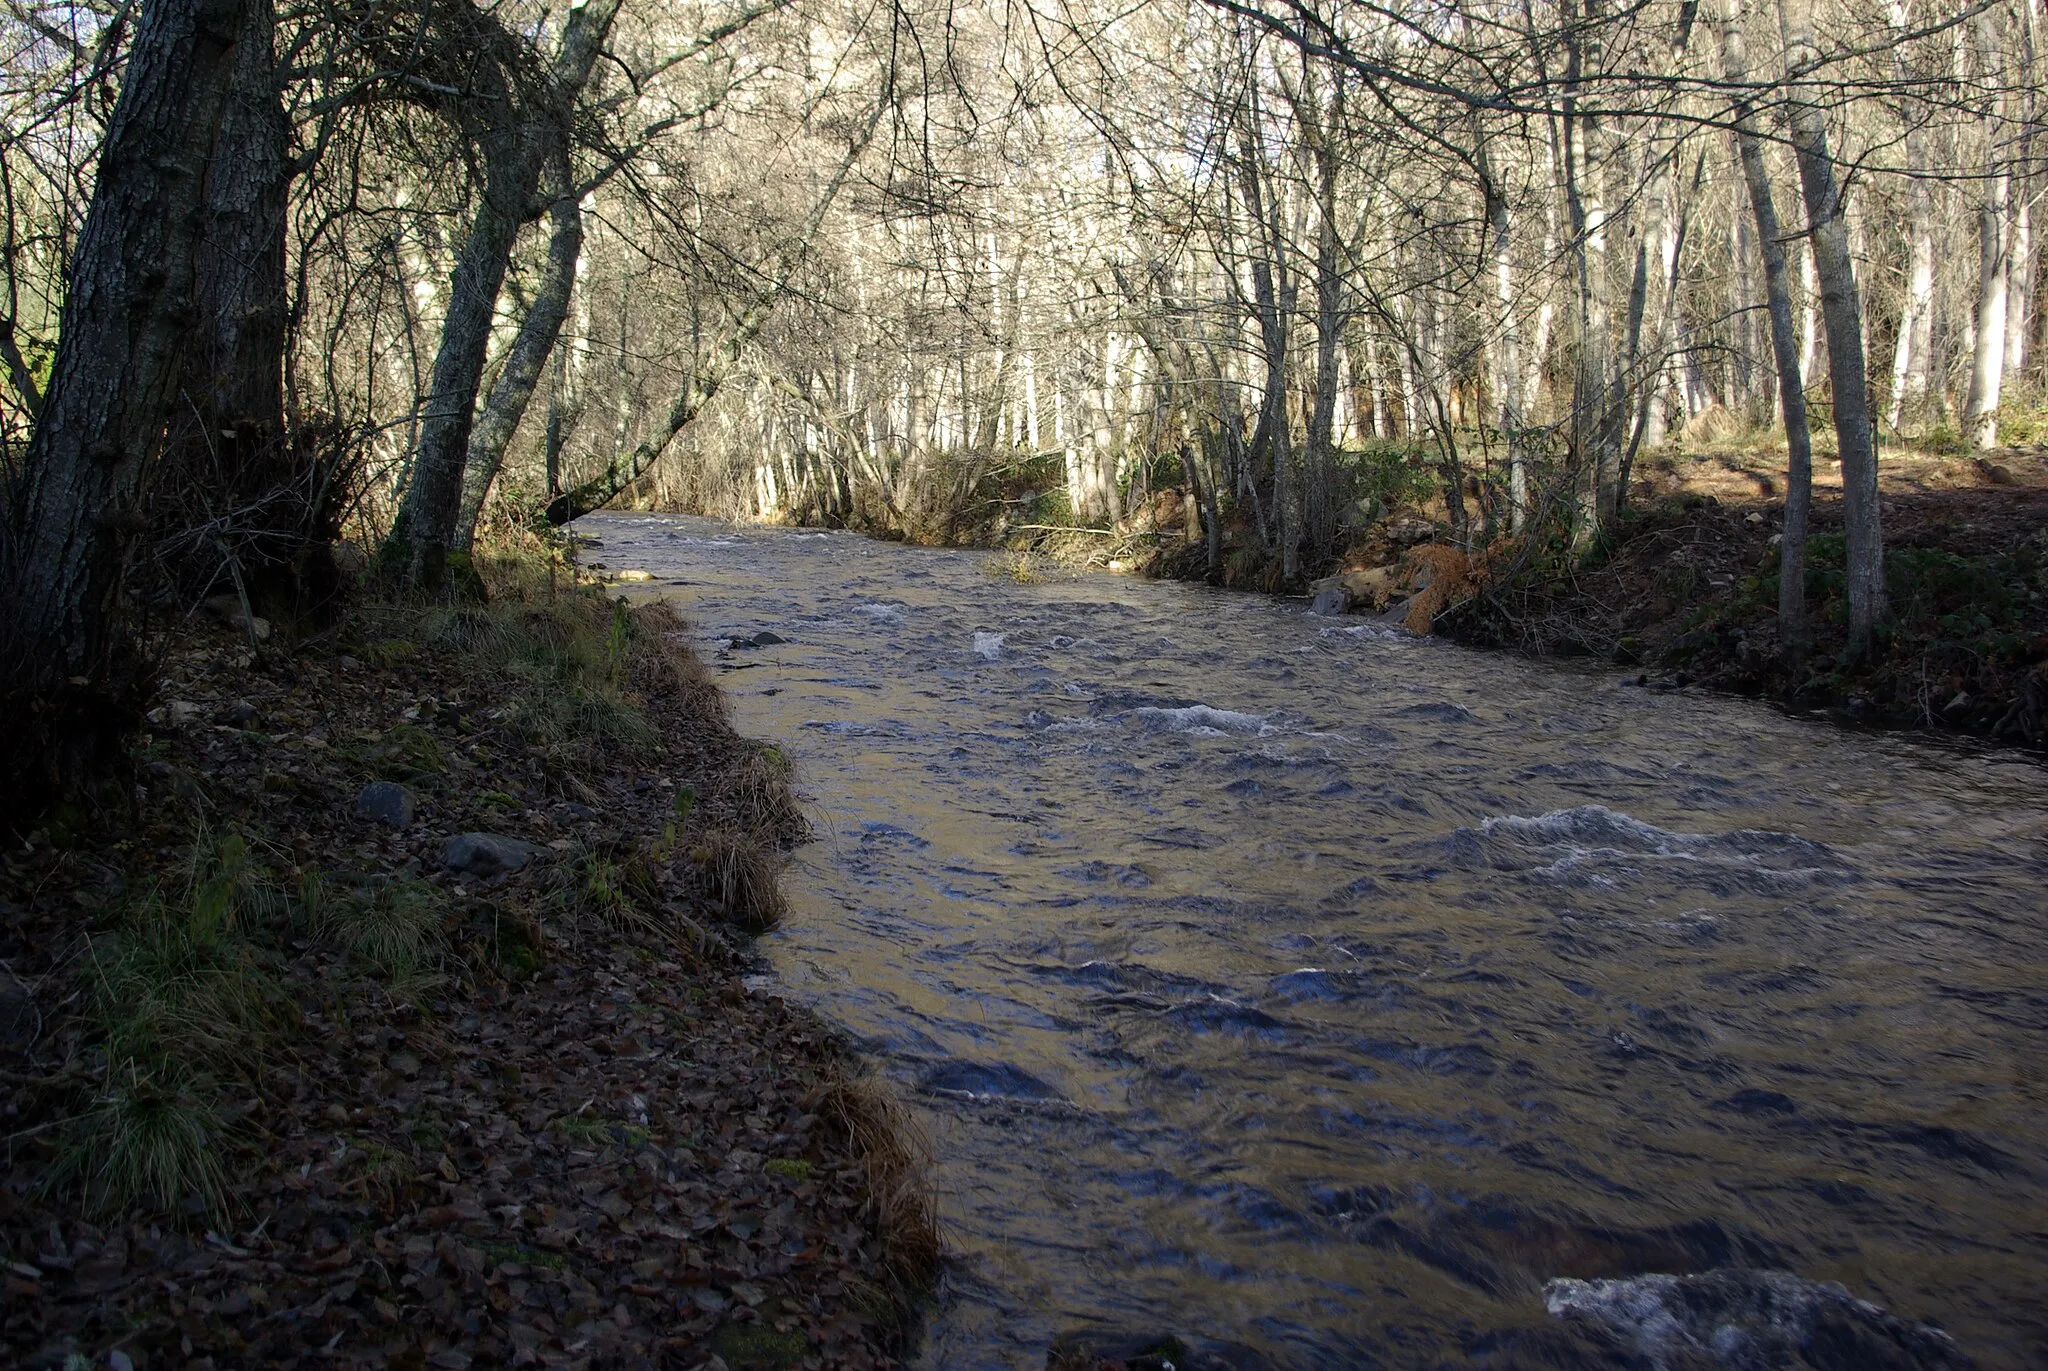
[455,167,584,547]
[1238,135,1297,581]
[156,0,308,606]
[383,0,621,589]
[1723,0,1815,658]
[1,0,250,808]
[1481,143,1528,531]
[187,2,287,439]
[1965,8,2012,450]
[383,153,528,589]
[1779,0,1886,655]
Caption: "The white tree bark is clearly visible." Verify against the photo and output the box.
[1965,7,2011,450]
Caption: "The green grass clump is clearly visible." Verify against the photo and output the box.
[764,1157,812,1181]
[310,876,446,979]
[554,1114,611,1146]
[59,832,295,1217]
[482,1242,568,1272]
[54,1066,235,1217]
[425,598,658,761]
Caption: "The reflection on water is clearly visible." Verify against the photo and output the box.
[587,513,2048,1370]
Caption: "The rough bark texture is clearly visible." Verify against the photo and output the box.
[1780,0,1886,655]
[0,0,249,811]
[157,0,308,605]
[1724,0,1814,656]
[186,3,288,437]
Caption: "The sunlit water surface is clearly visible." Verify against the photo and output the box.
[585,512,2048,1370]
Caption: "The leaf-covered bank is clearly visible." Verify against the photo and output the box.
[1433,485,2048,747]
[0,561,935,1370]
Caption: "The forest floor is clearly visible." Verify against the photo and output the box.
[0,557,934,1371]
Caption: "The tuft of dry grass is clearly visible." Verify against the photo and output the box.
[622,600,730,731]
[688,827,789,934]
[715,742,810,845]
[807,1067,941,1305]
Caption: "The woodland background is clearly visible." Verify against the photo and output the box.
[1,0,2044,792]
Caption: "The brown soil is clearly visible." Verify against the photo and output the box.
[0,590,930,1369]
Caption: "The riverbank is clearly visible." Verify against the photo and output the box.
[1030,446,2048,749]
[0,551,934,1370]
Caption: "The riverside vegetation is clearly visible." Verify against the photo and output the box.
[0,537,938,1370]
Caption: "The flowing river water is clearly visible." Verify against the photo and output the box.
[585,512,2048,1370]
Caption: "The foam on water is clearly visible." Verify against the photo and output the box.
[974,631,1006,660]
[1125,704,1270,735]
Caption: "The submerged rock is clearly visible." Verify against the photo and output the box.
[1544,1268,1970,1370]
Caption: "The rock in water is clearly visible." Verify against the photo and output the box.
[354,780,416,829]
[443,832,544,877]
[1308,584,1352,617]
[1545,1268,1970,1370]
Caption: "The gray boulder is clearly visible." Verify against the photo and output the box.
[354,781,415,829]
[443,832,544,878]
[1308,584,1352,617]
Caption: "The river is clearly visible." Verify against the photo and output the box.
[584,512,2048,1370]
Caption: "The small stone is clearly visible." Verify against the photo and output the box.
[613,569,653,582]
[166,700,205,728]
[223,700,257,725]
[442,832,543,877]
[1745,510,1765,524]
[337,655,362,670]
[750,630,788,646]
[354,781,415,829]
